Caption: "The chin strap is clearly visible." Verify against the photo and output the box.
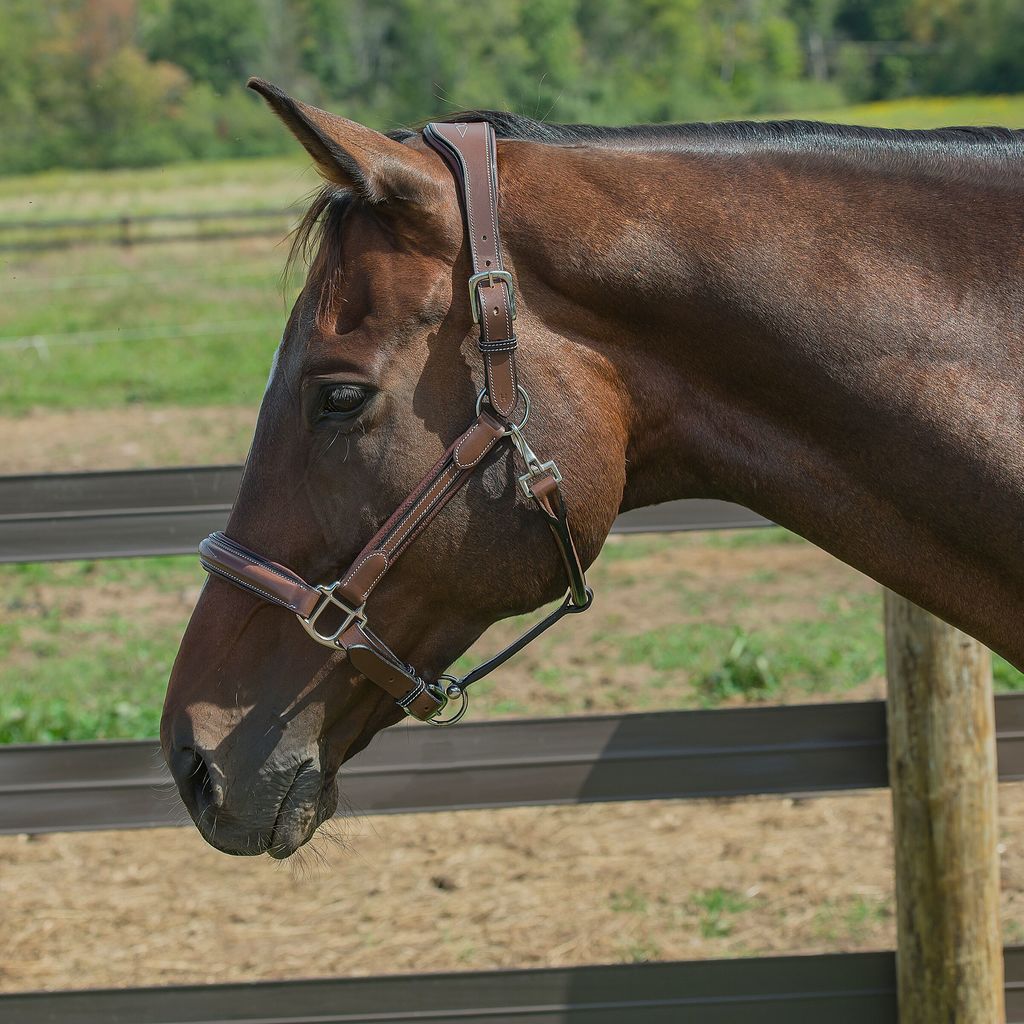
[198,120,592,725]
[198,421,591,725]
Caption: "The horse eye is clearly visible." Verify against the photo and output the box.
[320,384,368,419]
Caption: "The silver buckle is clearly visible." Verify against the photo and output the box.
[517,459,562,498]
[506,423,563,497]
[297,582,366,648]
[468,269,516,324]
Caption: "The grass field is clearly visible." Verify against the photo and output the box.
[785,92,1024,129]
[2,92,1021,414]
[2,92,1022,743]
[3,528,1022,744]
[0,237,293,411]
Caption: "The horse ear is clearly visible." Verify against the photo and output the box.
[247,78,439,205]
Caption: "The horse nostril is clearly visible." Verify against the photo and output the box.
[173,747,225,816]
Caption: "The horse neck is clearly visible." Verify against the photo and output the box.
[504,137,1024,663]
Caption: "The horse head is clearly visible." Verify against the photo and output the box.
[160,81,628,857]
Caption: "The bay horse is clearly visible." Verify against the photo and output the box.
[162,78,1024,858]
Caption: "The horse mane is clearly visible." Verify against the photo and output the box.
[291,110,1024,274]
[403,109,1024,152]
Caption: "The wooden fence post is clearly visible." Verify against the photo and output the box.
[885,591,1004,1023]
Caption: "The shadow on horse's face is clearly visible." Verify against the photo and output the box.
[161,83,627,857]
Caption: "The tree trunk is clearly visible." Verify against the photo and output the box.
[885,591,1004,1023]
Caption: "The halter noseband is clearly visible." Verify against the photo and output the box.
[198,121,592,726]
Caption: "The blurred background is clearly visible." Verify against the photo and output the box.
[4,0,1024,173]
[2,0,1024,999]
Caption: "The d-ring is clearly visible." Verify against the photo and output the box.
[424,677,470,727]
[476,385,530,429]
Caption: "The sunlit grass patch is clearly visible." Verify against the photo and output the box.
[692,887,754,939]
[776,92,1024,129]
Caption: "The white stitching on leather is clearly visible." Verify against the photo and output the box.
[216,538,308,590]
[452,422,479,469]
[204,563,295,610]
[387,464,460,556]
[340,550,390,592]
[484,128,513,341]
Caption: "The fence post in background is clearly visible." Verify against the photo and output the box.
[119,214,133,246]
[885,591,1004,1024]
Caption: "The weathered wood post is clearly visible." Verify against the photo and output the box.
[885,591,1004,1023]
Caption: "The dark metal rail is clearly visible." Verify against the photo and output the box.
[0,952,902,1023]
[4,695,1024,835]
[4,947,1024,1023]
[0,465,771,563]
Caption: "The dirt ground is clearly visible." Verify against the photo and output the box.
[0,405,254,474]
[4,407,1016,995]
[3,787,1024,993]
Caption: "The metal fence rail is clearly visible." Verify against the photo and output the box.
[4,695,1024,835]
[6,466,1020,1020]
[0,952,901,1024]
[0,465,771,563]
[3,948,1024,1024]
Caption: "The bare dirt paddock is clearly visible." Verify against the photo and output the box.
[4,787,1024,993]
[5,410,1023,994]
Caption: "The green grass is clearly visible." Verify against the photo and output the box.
[0,154,312,223]
[618,589,885,704]
[692,888,752,939]
[0,237,296,411]
[0,557,201,743]
[814,895,891,943]
[781,92,1024,129]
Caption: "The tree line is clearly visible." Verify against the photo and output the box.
[2,0,1022,175]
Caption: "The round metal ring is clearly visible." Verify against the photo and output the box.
[476,385,530,430]
[424,676,470,727]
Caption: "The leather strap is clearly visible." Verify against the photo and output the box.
[199,532,320,617]
[334,410,505,608]
[423,122,519,419]
[196,119,592,725]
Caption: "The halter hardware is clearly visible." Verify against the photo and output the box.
[198,120,592,727]
[507,422,563,498]
[468,269,516,324]
[298,583,367,648]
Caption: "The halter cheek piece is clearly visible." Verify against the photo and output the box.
[198,122,592,726]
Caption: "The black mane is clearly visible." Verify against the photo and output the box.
[395,109,1023,156]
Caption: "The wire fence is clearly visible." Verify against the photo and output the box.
[0,207,295,252]
[0,317,281,354]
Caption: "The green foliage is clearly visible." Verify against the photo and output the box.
[697,632,780,704]
[692,888,752,938]
[2,0,1023,176]
[146,0,267,95]
[620,587,886,705]
[0,557,199,743]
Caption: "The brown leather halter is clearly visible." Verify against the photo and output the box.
[198,122,592,725]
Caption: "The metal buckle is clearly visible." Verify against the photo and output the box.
[468,269,516,324]
[297,582,366,648]
[518,460,562,498]
[506,423,563,497]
